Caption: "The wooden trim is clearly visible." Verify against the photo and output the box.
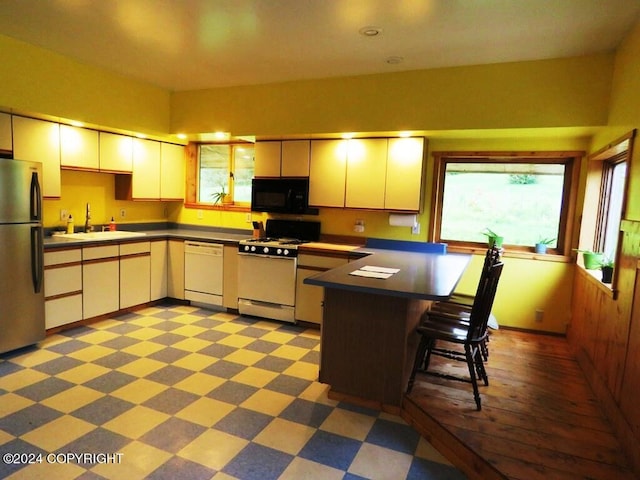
[119,252,151,260]
[589,130,636,161]
[297,264,329,272]
[183,202,251,212]
[44,261,82,270]
[82,257,119,266]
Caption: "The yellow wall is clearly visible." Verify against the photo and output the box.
[43,170,170,229]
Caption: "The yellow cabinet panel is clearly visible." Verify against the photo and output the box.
[385,137,425,211]
[309,139,347,207]
[254,141,282,177]
[160,143,185,200]
[132,138,161,199]
[99,132,133,173]
[282,140,310,176]
[60,125,99,170]
[13,117,61,198]
[0,112,11,151]
[345,138,388,209]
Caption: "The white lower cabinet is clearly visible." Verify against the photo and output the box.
[151,240,168,301]
[120,241,151,309]
[295,252,349,325]
[44,248,83,329]
[83,245,120,319]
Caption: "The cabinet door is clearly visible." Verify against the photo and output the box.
[132,138,161,199]
[281,140,310,176]
[345,138,388,209]
[99,132,133,172]
[222,244,238,309]
[309,139,347,207]
[254,141,282,177]
[151,241,168,301]
[120,255,151,308]
[13,116,62,198]
[0,112,11,152]
[60,125,99,170]
[385,137,425,211]
[83,259,119,319]
[160,143,186,200]
[167,240,185,300]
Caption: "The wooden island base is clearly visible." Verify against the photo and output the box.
[319,287,431,409]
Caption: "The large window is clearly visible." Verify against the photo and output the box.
[197,143,254,205]
[597,159,627,260]
[432,152,581,255]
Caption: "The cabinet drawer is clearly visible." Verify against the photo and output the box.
[45,294,83,329]
[298,253,349,269]
[45,248,82,266]
[120,241,151,256]
[45,265,82,297]
[83,244,119,261]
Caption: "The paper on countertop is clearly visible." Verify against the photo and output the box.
[349,265,400,279]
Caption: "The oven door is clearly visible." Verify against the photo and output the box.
[237,253,297,322]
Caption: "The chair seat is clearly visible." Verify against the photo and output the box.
[417,312,488,344]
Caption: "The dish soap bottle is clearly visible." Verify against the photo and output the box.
[66,214,74,234]
[109,216,116,231]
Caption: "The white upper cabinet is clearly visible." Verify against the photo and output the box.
[385,137,425,211]
[160,143,186,200]
[309,139,347,207]
[0,113,11,152]
[99,132,133,173]
[281,140,310,176]
[60,124,99,170]
[132,138,161,199]
[345,139,388,209]
[13,116,62,198]
[254,141,282,177]
[255,140,311,177]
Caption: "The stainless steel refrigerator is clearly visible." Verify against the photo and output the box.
[0,158,45,354]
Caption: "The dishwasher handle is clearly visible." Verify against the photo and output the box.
[184,241,223,255]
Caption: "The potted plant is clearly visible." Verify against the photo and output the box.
[601,257,615,283]
[574,249,604,270]
[211,186,229,205]
[534,237,555,254]
[481,228,503,248]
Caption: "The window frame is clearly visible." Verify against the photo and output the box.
[429,151,583,259]
[184,141,254,211]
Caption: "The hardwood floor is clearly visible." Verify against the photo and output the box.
[401,329,636,480]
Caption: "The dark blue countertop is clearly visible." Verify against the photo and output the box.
[304,249,471,301]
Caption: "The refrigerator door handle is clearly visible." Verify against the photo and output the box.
[31,226,44,293]
[30,171,42,221]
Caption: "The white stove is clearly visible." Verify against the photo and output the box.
[238,238,305,258]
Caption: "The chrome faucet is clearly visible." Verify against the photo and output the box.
[84,202,93,233]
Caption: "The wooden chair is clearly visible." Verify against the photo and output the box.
[406,260,504,410]
[429,246,501,360]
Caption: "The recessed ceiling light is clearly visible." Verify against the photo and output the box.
[386,56,404,65]
[359,26,382,37]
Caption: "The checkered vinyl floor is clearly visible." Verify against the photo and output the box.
[0,303,466,480]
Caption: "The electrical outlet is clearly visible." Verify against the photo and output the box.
[412,222,421,235]
[120,209,126,218]
[246,213,252,223]
[535,309,544,323]
[60,209,69,221]
[197,209,203,219]
[354,219,365,233]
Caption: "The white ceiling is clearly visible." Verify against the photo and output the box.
[0,0,639,92]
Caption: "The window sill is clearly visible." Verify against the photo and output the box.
[445,245,571,263]
[576,264,615,299]
[184,202,251,213]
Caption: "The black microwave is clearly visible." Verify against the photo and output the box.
[251,177,310,214]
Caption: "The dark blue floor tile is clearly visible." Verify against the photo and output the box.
[223,442,293,480]
[287,336,319,349]
[61,428,130,458]
[337,401,380,418]
[264,374,311,396]
[15,377,75,402]
[148,332,187,346]
[213,408,272,440]
[0,404,62,436]
[32,356,84,375]
[45,339,92,355]
[99,336,139,350]
[92,351,138,369]
[207,381,258,405]
[149,311,182,320]
[139,417,206,453]
[236,326,269,338]
[147,347,190,364]
[105,322,143,335]
[145,365,194,386]
[143,388,199,415]
[280,398,334,428]
[0,361,24,376]
[245,339,280,354]
[194,329,230,343]
[192,318,225,329]
[406,457,468,480]
[82,370,137,394]
[252,355,294,373]
[299,350,320,365]
[298,430,361,471]
[201,360,245,379]
[71,395,135,425]
[197,343,236,359]
[0,438,47,478]
[147,456,216,480]
[365,418,421,454]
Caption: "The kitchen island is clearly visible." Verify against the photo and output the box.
[304,249,471,411]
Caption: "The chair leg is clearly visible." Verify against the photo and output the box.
[465,344,482,410]
[407,335,431,393]
[474,347,489,386]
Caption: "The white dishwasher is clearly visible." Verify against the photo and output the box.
[184,241,223,307]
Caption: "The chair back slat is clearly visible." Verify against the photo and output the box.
[467,261,503,341]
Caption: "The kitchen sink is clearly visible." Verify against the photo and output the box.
[56,231,147,241]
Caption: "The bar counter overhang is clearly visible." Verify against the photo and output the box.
[304,249,471,412]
